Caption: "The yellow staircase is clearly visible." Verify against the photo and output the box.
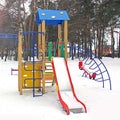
[44,61,54,86]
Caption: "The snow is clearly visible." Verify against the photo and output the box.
[0,57,120,120]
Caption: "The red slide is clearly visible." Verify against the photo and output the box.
[52,57,87,115]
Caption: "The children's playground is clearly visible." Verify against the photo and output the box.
[0,9,112,115]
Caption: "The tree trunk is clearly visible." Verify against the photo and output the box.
[111,24,115,58]
[118,32,120,58]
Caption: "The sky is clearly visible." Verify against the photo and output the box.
[0,56,120,120]
[0,0,4,5]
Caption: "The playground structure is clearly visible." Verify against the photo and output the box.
[0,9,112,115]
[18,9,70,96]
[78,48,112,90]
[66,45,112,90]
[52,57,87,114]
[17,9,88,114]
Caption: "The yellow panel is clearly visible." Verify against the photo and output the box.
[22,61,43,88]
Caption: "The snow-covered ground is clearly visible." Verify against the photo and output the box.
[0,57,120,120]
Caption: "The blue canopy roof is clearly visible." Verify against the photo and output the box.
[36,9,70,25]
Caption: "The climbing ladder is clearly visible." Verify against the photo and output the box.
[78,48,112,90]
[23,56,44,97]
[21,31,44,97]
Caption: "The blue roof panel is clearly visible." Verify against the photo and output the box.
[36,9,70,25]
